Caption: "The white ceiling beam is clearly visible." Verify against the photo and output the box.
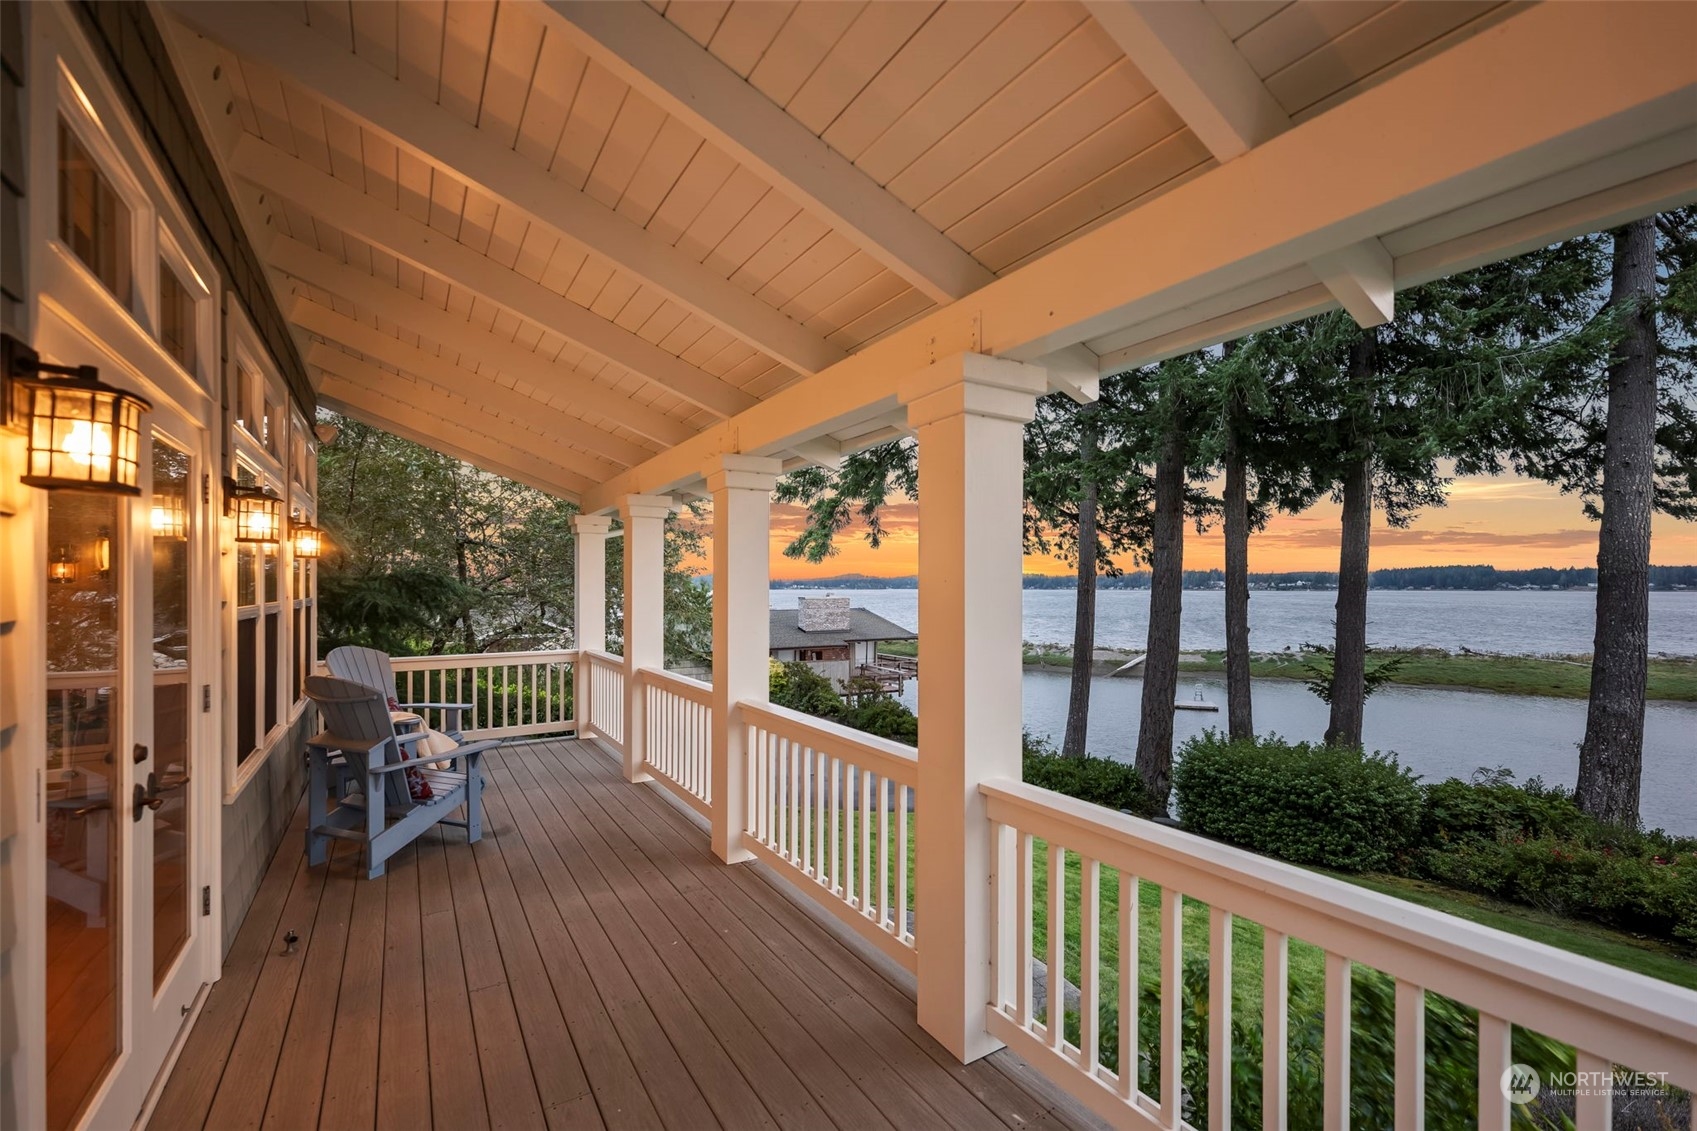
[291,299,652,469]
[315,375,590,501]
[1086,0,1397,327]
[1085,0,1288,160]
[163,0,843,378]
[309,345,613,490]
[264,234,695,448]
[541,0,994,305]
[786,438,843,471]
[580,0,1697,512]
[236,137,755,419]
[1035,345,1103,403]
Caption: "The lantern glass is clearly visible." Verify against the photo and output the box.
[150,485,188,540]
[49,546,78,584]
[291,521,323,559]
[18,374,150,494]
[232,487,282,544]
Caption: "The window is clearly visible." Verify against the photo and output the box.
[233,463,285,764]
[57,116,131,304]
[158,260,196,372]
[291,551,316,708]
[234,364,258,438]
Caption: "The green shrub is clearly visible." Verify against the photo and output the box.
[838,693,919,745]
[767,660,922,747]
[1172,733,1422,871]
[768,660,846,718]
[1023,747,1156,817]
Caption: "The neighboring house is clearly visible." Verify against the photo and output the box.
[769,596,916,684]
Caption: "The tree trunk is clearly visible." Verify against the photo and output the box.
[1063,408,1100,757]
[1221,346,1254,742]
[1135,395,1186,807]
[1577,217,1658,826]
[1326,333,1377,748]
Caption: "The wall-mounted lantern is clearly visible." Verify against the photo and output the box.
[151,485,188,540]
[4,334,151,495]
[226,479,281,544]
[48,545,78,584]
[290,517,324,559]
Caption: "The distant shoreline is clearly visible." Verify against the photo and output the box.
[771,565,1697,593]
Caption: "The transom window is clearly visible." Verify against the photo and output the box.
[57,116,131,304]
[158,259,196,372]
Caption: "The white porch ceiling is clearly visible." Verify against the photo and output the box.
[158,0,1697,504]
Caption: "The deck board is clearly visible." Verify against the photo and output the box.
[151,739,1104,1131]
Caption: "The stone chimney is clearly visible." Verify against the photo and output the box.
[797,595,851,632]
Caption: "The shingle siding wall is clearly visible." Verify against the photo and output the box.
[219,712,310,955]
[1,0,26,334]
[68,0,313,418]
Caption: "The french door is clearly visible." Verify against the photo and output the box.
[43,405,212,1130]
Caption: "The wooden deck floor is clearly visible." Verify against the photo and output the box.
[149,738,1102,1130]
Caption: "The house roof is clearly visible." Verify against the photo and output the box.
[768,608,917,651]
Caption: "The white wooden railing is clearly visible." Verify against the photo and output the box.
[578,649,626,750]
[389,650,576,740]
[981,778,1697,1131]
[637,667,713,816]
[739,700,918,972]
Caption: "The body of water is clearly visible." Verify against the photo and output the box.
[770,586,1697,657]
[770,586,1696,834]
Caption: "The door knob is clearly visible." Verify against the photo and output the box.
[133,772,167,822]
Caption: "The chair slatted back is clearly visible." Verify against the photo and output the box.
[305,675,414,812]
[325,646,397,701]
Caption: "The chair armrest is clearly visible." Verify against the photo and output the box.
[372,742,496,772]
[396,701,474,712]
[307,731,390,755]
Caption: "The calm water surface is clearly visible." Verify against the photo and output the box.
[770,587,1697,656]
[770,587,1696,834]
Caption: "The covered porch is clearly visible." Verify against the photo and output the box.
[143,1,1697,1127]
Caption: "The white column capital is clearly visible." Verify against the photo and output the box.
[573,513,614,536]
[619,493,676,522]
[704,453,783,494]
[899,352,1048,430]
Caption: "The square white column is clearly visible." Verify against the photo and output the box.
[620,493,674,783]
[705,454,782,864]
[572,513,611,737]
[902,352,1047,1064]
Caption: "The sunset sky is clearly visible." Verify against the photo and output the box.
[678,469,1697,580]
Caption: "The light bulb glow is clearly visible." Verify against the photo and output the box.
[61,418,114,472]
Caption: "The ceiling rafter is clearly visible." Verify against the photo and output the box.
[1086,0,1397,328]
[236,135,756,418]
[291,299,652,469]
[266,232,696,449]
[162,0,844,378]
[309,346,616,489]
[541,0,996,305]
[313,370,593,501]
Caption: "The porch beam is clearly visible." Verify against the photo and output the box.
[705,455,783,864]
[620,494,674,783]
[541,0,994,304]
[1085,0,1398,327]
[580,0,1697,511]
[237,138,755,419]
[308,347,609,490]
[903,353,1048,1062]
[163,0,844,378]
[266,235,694,447]
[291,299,653,469]
[315,379,587,501]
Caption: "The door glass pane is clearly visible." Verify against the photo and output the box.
[151,437,192,986]
[45,492,122,1131]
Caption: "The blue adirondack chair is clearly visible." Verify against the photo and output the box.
[304,675,497,879]
[325,645,473,740]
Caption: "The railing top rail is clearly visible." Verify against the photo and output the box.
[981,778,1697,1082]
[739,698,918,782]
[636,666,714,702]
[388,649,579,668]
[581,649,624,668]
